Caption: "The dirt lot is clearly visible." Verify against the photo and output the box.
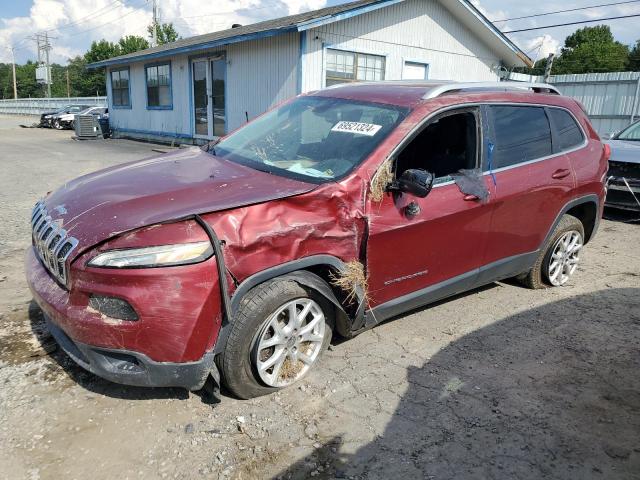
[1,115,639,480]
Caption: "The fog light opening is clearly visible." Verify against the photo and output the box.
[89,295,139,321]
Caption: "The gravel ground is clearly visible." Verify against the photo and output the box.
[0,115,639,480]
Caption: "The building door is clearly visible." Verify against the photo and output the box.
[192,56,226,139]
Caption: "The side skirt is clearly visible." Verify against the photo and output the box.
[363,251,538,329]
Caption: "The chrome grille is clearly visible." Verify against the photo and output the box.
[31,201,79,287]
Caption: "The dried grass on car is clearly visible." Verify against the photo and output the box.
[369,159,394,203]
[330,261,368,306]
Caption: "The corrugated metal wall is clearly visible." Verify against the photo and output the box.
[108,31,299,140]
[508,71,640,136]
[110,0,509,142]
[302,0,501,92]
[551,72,640,136]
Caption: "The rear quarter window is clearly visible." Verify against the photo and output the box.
[548,108,584,151]
[489,106,552,168]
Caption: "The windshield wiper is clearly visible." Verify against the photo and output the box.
[202,138,221,155]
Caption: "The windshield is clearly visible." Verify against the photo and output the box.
[212,96,409,182]
[616,121,640,141]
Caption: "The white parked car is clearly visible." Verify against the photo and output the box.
[51,106,108,130]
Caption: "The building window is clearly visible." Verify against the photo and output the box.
[110,68,130,107]
[145,62,172,109]
[326,49,385,86]
[402,61,429,80]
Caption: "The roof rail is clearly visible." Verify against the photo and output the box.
[423,82,561,99]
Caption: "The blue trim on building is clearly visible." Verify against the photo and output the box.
[297,0,402,31]
[144,61,173,110]
[89,27,298,68]
[458,0,528,60]
[114,127,193,140]
[109,66,132,109]
[297,31,306,94]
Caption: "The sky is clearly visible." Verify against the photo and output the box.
[1,0,639,65]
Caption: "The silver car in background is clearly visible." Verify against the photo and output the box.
[605,120,640,211]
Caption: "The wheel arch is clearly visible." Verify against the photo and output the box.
[565,200,598,243]
[542,195,600,248]
[229,254,344,304]
[214,256,358,354]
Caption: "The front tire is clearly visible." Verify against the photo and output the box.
[519,214,585,289]
[53,119,62,130]
[219,278,333,399]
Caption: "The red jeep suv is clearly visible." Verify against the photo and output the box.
[26,81,608,400]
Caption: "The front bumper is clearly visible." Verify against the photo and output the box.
[45,315,215,390]
[606,177,640,210]
[26,246,223,389]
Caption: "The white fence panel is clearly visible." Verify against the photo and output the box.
[0,97,107,116]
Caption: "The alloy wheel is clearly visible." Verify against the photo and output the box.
[547,230,583,286]
[253,298,326,388]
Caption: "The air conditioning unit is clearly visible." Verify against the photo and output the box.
[75,114,101,139]
[74,114,110,139]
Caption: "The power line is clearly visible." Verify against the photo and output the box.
[493,0,640,23]
[8,0,144,55]
[45,0,124,32]
[502,13,640,33]
[67,0,149,37]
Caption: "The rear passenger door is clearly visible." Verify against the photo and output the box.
[480,104,576,276]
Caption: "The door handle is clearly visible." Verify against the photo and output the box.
[552,169,571,179]
[463,194,479,201]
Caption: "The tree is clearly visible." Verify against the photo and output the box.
[552,26,630,74]
[118,35,149,55]
[84,39,120,64]
[0,63,13,99]
[15,61,40,98]
[81,40,121,97]
[147,22,180,45]
[629,40,640,71]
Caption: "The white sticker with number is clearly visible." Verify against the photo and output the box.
[331,121,382,136]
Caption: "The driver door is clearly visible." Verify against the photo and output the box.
[366,107,493,314]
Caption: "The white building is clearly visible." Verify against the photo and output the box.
[90,0,531,144]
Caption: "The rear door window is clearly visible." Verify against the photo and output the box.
[548,108,584,151]
[488,106,552,168]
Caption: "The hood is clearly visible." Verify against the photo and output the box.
[42,147,316,258]
[606,139,640,164]
[58,113,75,120]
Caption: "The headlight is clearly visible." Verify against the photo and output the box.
[88,241,213,268]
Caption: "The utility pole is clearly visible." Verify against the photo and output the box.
[10,46,18,99]
[151,0,158,47]
[66,68,70,98]
[44,32,51,98]
[544,53,555,83]
[33,32,55,97]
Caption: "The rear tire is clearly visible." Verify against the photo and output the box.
[519,214,584,289]
[219,278,333,399]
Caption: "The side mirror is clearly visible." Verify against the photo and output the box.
[392,169,434,198]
